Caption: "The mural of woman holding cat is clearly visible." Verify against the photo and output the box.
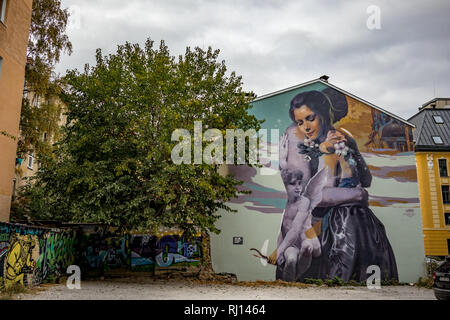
[269,88,398,282]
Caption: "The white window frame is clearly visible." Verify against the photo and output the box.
[433,115,444,124]
[33,95,41,108]
[432,136,443,144]
[27,152,34,170]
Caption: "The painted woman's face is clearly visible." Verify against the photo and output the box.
[294,105,320,140]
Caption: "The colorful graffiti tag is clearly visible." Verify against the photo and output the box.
[33,231,78,284]
[0,223,78,288]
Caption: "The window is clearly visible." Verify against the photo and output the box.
[27,152,34,170]
[442,185,450,204]
[433,115,444,124]
[33,95,41,108]
[442,186,450,204]
[0,0,7,23]
[432,136,443,144]
[439,159,448,177]
[445,213,450,226]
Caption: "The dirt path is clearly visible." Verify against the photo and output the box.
[16,278,436,300]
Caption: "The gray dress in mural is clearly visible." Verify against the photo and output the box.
[307,135,398,282]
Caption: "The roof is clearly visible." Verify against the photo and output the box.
[408,109,450,151]
[252,77,415,128]
[421,97,450,108]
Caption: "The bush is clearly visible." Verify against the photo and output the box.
[416,276,434,289]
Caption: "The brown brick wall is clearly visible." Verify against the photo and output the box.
[0,0,33,221]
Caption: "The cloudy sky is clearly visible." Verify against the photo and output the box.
[56,0,450,120]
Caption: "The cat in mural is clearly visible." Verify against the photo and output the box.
[268,167,328,282]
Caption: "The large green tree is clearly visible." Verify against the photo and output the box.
[16,39,262,236]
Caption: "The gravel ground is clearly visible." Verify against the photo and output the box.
[16,278,436,300]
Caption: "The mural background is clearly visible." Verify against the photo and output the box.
[211,81,426,283]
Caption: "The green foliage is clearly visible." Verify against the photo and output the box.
[415,276,434,289]
[304,278,324,286]
[304,277,366,287]
[1,131,16,141]
[17,0,72,159]
[16,87,64,159]
[26,0,72,95]
[331,276,344,286]
[16,39,262,235]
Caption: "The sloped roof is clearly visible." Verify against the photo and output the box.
[252,77,415,128]
[408,109,450,151]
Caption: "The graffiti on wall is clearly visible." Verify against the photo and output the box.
[33,231,78,284]
[1,222,204,288]
[80,226,129,272]
[0,223,78,288]
[130,231,202,270]
[3,234,37,288]
[79,226,202,273]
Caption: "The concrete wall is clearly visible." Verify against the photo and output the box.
[0,0,33,222]
[211,81,427,283]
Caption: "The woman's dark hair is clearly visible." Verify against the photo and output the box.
[289,88,348,140]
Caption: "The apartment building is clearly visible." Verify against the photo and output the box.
[0,0,33,221]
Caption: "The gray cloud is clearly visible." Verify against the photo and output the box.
[57,0,450,119]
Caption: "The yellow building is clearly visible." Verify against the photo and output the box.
[409,98,450,256]
[0,0,33,222]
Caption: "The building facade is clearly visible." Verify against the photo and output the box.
[0,0,33,222]
[409,98,450,256]
[13,91,66,199]
[211,78,426,283]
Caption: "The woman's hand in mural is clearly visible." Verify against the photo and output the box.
[268,249,277,265]
[319,130,346,154]
[279,132,289,169]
